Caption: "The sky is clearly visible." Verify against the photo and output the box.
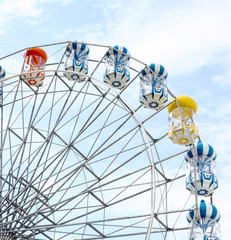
[0,0,231,239]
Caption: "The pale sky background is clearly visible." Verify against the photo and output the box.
[0,0,231,239]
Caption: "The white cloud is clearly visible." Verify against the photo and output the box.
[87,0,231,76]
[0,0,74,35]
[0,0,44,33]
[47,0,231,83]
[212,67,231,86]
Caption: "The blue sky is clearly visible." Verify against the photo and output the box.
[0,0,231,239]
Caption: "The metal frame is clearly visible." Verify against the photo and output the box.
[0,41,199,239]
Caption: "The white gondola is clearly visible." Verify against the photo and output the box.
[185,141,218,196]
[64,41,89,82]
[187,200,221,240]
[103,45,130,89]
[139,63,168,110]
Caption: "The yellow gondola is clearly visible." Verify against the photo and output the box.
[167,95,199,145]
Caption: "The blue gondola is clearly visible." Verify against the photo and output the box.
[103,45,130,90]
[185,141,218,196]
[64,41,89,82]
[0,65,6,79]
[187,200,221,240]
[139,63,168,110]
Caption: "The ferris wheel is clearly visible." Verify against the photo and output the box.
[0,41,221,240]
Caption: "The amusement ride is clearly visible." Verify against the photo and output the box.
[0,41,221,239]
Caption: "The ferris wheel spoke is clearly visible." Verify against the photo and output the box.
[1,92,40,206]
[18,161,92,218]
[87,140,148,166]
[106,167,151,206]
[86,122,143,166]
[4,198,54,240]
[86,97,120,158]
[73,108,131,149]
[2,81,94,207]
[67,81,92,143]
[54,91,102,135]
[55,189,151,228]
[66,91,112,145]
[96,216,149,239]
[0,145,70,218]
[44,163,151,206]
[47,80,107,141]
[83,99,140,157]
[14,148,62,228]
[83,95,151,159]
[1,80,25,151]
[0,200,53,239]
[152,141,169,228]
[11,161,152,231]
[52,168,152,227]
[85,149,151,196]
[32,87,73,131]
[156,159,186,216]
[98,128,141,178]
